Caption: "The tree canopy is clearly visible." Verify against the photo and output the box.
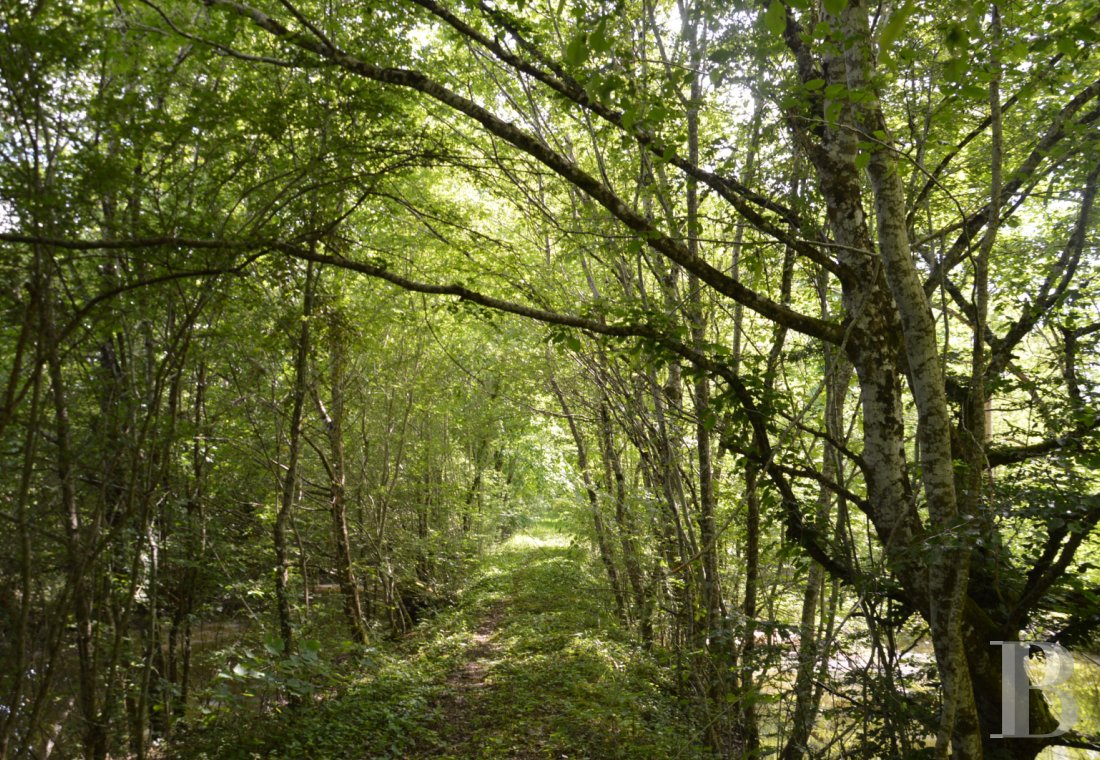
[1,0,1098,757]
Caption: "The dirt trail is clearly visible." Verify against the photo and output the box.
[441,609,502,710]
[418,606,507,757]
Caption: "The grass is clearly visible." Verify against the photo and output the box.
[174,522,713,759]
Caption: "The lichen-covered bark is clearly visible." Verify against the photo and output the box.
[841,2,978,754]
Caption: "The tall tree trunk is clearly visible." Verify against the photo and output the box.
[274,260,317,654]
[852,14,978,751]
[0,266,45,760]
[679,6,733,747]
[42,249,107,760]
[319,304,367,643]
[176,360,209,726]
[461,438,487,537]
[738,464,761,756]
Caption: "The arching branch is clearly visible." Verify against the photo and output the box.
[199,0,847,344]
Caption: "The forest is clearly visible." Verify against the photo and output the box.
[0,0,1098,757]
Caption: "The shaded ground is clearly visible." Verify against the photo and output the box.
[424,604,505,756]
[177,522,713,759]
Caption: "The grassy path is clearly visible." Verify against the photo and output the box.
[406,525,709,759]
[408,524,713,759]
[183,522,711,759]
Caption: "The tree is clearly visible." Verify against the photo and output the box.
[1,0,1098,755]
[154,0,1098,754]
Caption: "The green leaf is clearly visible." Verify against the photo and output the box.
[764,2,786,35]
[1055,37,1078,56]
[565,33,589,66]
[823,0,846,16]
[943,57,967,84]
[804,77,826,90]
[878,0,913,63]
[961,83,986,100]
[875,0,910,49]
[263,632,284,656]
[944,22,967,51]
[848,87,873,103]
[855,151,871,170]
[594,73,620,100]
[590,19,612,52]
[1005,41,1030,62]
[648,104,671,124]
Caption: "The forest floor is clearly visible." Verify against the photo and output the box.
[178,520,713,759]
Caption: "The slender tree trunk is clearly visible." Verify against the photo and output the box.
[597,401,651,643]
[782,341,852,759]
[176,360,209,725]
[42,249,107,760]
[461,439,487,537]
[551,378,627,622]
[274,260,317,654]
[738,464,761,755]
[321,307,367,643]
[0,270,44,760]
